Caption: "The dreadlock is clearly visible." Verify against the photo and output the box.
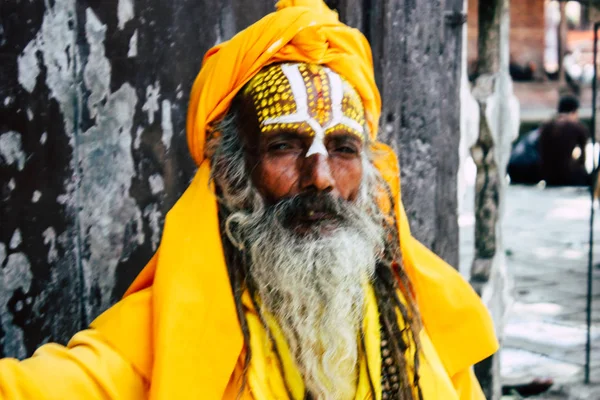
[210,96,423,400]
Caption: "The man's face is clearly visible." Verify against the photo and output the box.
[239,63,367,218]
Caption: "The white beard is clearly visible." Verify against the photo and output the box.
[226,188,383,399]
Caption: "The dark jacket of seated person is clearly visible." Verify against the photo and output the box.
[538,96,591,187]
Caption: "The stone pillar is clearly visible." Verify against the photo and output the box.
[558,1,568,86]
[470,0,519,398]
[366,0,463,268]
[467,0,546,80]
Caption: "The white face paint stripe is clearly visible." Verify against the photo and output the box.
[281,64,309,115]
[323,69,365,136]
[263,64,328,158]
[262,64,365,158]
[327,69,344,118]
[339,116,365,135]
[263,64,320,132]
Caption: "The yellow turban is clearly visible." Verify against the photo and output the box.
[186,0,380,165]
[90,1,498,399]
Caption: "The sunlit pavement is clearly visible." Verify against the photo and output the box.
[460,184,600,398]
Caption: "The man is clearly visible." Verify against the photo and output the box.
[538,95,590,186]
[0,1,497,398]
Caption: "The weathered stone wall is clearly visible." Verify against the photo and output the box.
[0,0,463,357]
[360,0,464,267]
[469,0,519,397]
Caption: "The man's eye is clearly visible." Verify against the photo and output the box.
[334,145,358,154]
[268,142,294,151]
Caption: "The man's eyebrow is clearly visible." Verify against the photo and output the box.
[326,131,364,144]
[263,130,307,141]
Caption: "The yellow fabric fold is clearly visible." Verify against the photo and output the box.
[372,141,499,377]
[0,330,148,399]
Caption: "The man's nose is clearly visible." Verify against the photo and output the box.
[300,153,335,193]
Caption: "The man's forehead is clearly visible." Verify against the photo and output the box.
[243,63,366,140]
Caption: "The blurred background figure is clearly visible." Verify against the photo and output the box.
[506,126,542,185]
[538,95,590,186]
[507,95,591,187]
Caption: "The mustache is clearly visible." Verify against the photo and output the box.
[271,192,350,226]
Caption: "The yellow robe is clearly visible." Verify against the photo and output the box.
[0,160,496,400]
[0,1,497,398]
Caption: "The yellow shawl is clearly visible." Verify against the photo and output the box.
[91,1,498,399]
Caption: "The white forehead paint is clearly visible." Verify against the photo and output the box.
[263,64,364,158]
[323,70,365,135]
[263,64,328,157]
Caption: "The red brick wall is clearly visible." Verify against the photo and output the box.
[468,0,546,72]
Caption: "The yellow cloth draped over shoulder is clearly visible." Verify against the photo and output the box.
[0,0,497,399]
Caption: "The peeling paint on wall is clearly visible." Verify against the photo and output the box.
[42,228,58,264]
[142,82,160,124]
[144,204,161,251]
[78,8,141,316]
[34,0,77,137]
[133,126,143,149]
[1,251,33,358]
[32,191,42,203]
[79,84,140,315]
[128,30,138,58]
[84,9,111,120]
[4,254,32,294]
[0,131,26,171]
[148,174,164,194]
[17,39,40,93]
[0,243,5,266]
[118,0,135,30]
[7,178,15,192]
[161,100,173,150]
[15,0,145,324]
[9,230,22,250]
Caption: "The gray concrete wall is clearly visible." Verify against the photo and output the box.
[0,0,463,357]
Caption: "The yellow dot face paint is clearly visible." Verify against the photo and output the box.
[244,63,366,157]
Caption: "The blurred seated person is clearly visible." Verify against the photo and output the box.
[507,127,542,185]
[538,95,591,186]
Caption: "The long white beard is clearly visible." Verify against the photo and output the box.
[227,191,383,399]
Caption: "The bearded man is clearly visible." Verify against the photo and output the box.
[0,1,497,399]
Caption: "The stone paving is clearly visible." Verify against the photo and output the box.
[459,183,600,398]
